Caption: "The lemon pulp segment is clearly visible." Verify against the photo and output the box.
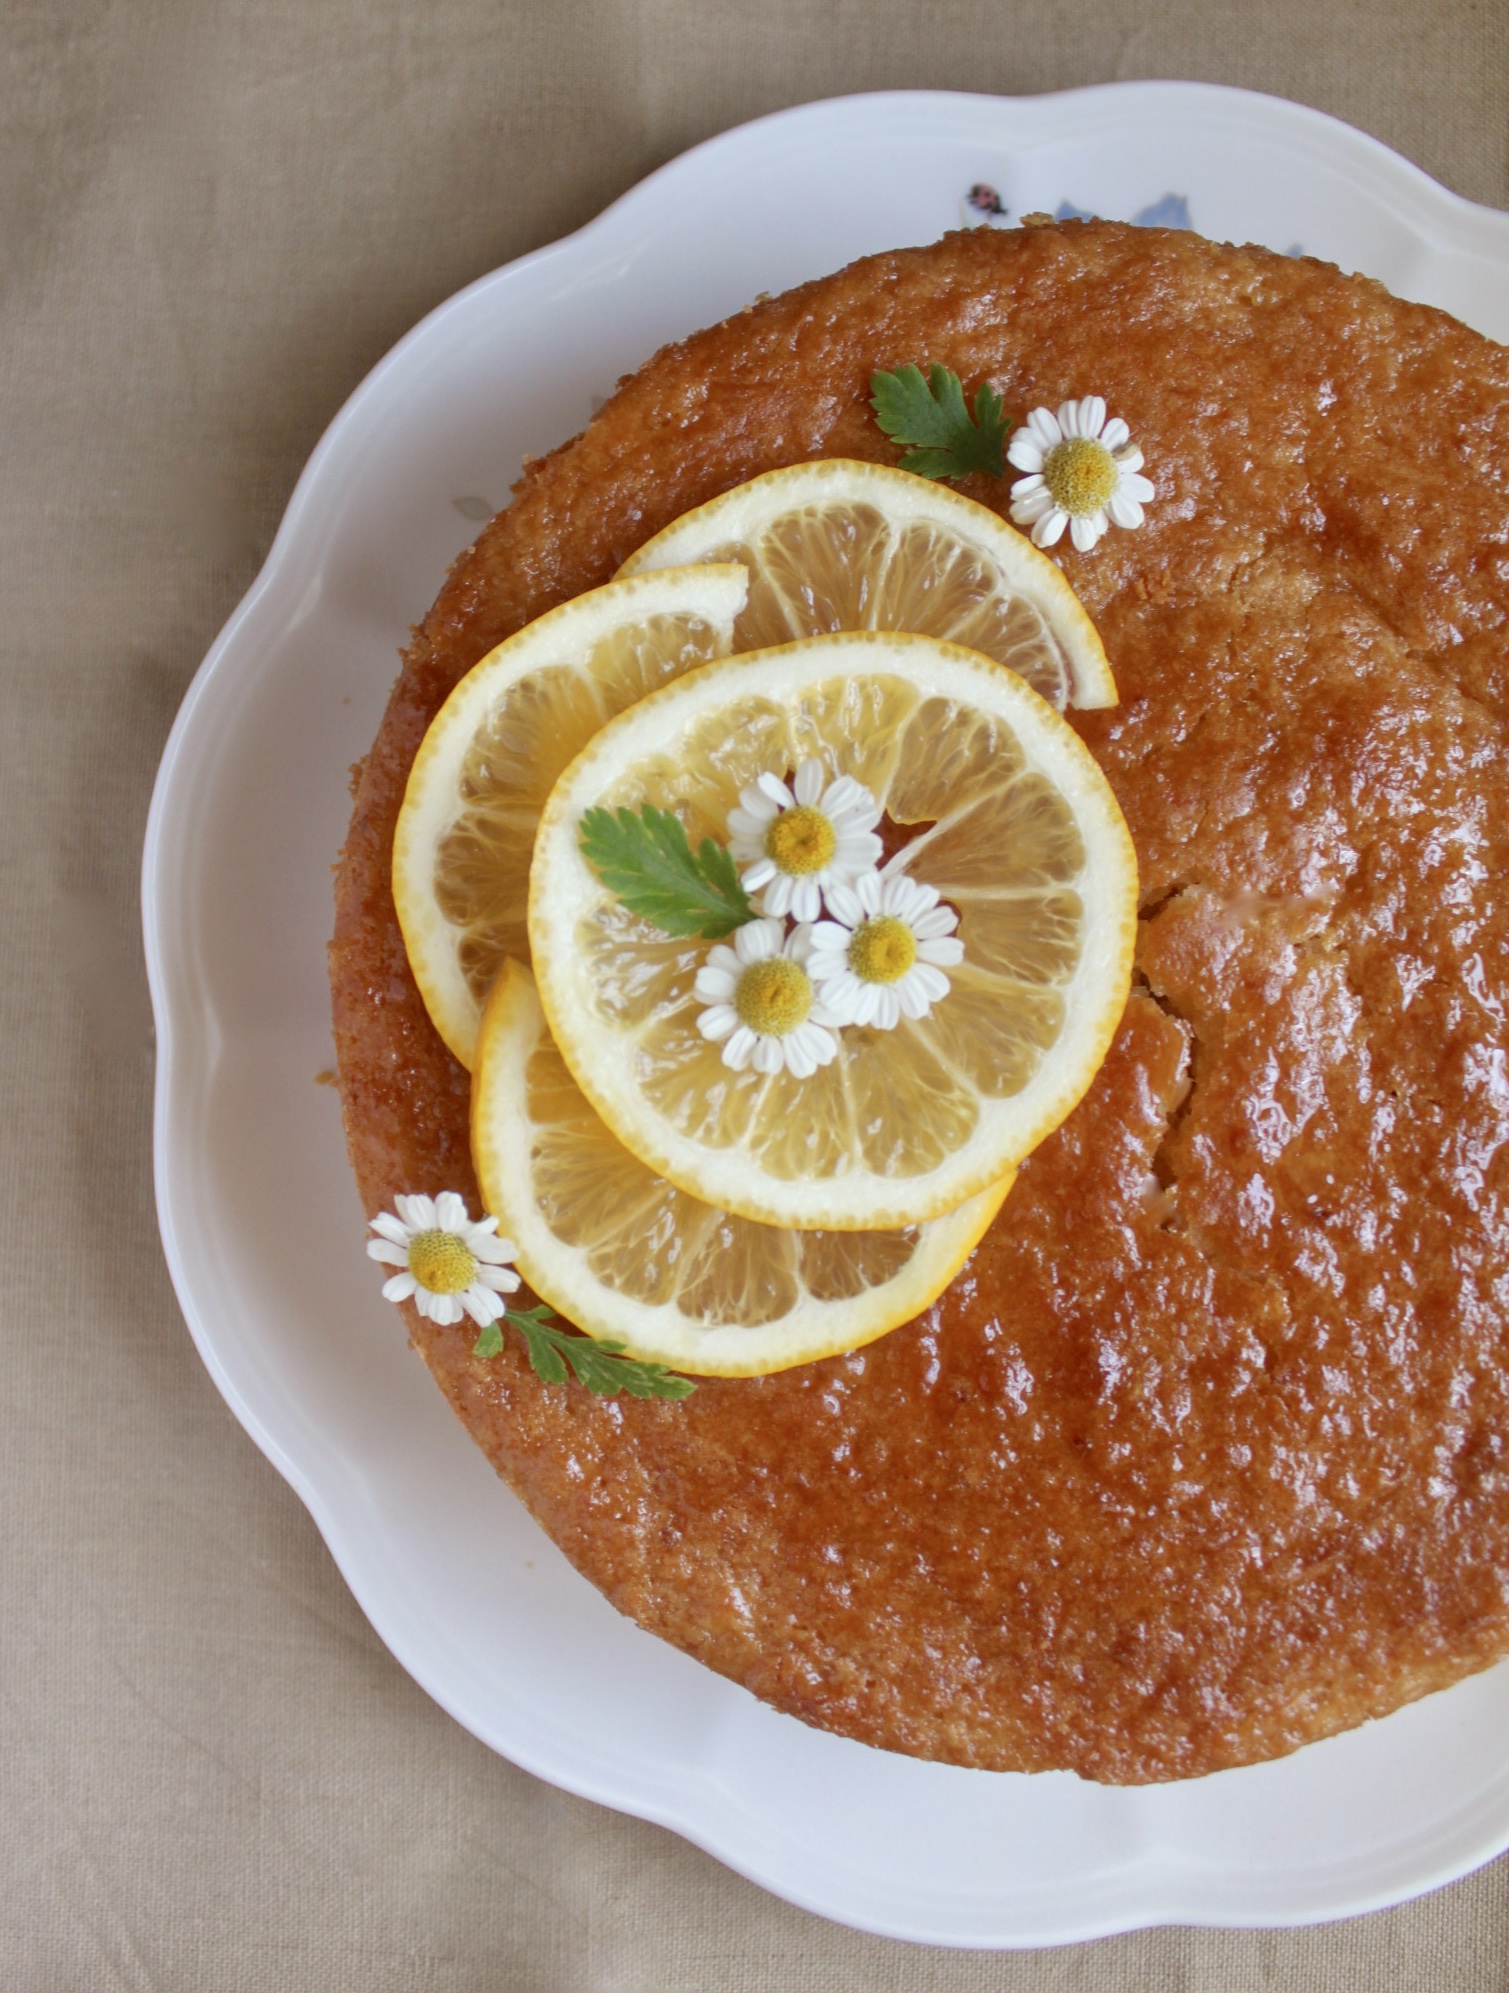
[528,632,1138,1231]
[393,563,748,1068]
[616,459,1117,711]
[471,962,1011,1375]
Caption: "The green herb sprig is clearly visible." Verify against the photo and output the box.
[870,363,1013,481]
[473,1302,696,1400]
[578,803,755,940]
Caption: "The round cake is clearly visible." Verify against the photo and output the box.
[330,218,1509,1783]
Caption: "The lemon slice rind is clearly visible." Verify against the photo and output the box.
[472,961,1011,1376]
[394,562,749,1070]
[616,458,1117,711]
[528,630,1138,1231]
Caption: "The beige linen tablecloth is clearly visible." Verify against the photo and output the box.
[5,2,1506,1985]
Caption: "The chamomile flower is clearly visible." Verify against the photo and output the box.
[367,1190,520,1328]
[727,759,883,921]
[694,916,841,1078]
[803,872,964,1030]
[1007,397,1155,553]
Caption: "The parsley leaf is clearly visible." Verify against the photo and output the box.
[869,363,1012,480]
[578,803,755,939]
[473,1302,696,1400]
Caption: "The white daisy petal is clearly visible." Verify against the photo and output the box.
[1100,416,1130,450]
[874,987,901,1030]
[395,1192,435,1230]
[367,1240,410,1267]
[788,878,821,922]
[820,775,858,814]
[723,1026,757,1070]
[740,857,777,893]
[693,972,737,1007]
[1107,490,1145,530]
[823,880,863,925]
[697,1003,739,1041]
[1070,513,1101,552]
[1080,395,1107,438]
[833,829,883,870]
[476,1263,521,1292]
[799,1021,839,1066]
[783,1035,817,1079]
[368,1211,411,1247]
[918,936,965,968]
[752,1035,784,1074]
[1010,488,1056,527]
[382,1270,418,1302]
[1032,508,1069,548]
[897,977,934,1020]
[433,1190,466,1230]
[889,875,934,921]
[1123,472,1156,503]
[849,980,881,1028]
[807,919,851,953]
[912,962,954,1001]
[793,758,825,805]
[1112,444,1145,474]
[737,784,779,821]
[1027,406,1063,448]
[760,874,796,916]
[738,918,785,961]
[463,1288,505,1327]
[756,772,794,809]
[1006,432,1046,473]
[694,960,738,1000]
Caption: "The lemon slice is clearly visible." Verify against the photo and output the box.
[616,459,1116,711]
[529,632,1137,1230]
[473,961,1011,1376]
[394,563,748,1069]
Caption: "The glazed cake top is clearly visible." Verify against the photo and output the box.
[332,219,1509,1782]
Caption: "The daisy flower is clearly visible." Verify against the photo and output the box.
[367,1190,520,1328]
[1006,396,1155,553]
[803,872,964,1030]
[694,916,841,1078]
[727,759,883,921]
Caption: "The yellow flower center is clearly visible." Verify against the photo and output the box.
[847,915,918,986]
[765,804,837,876]
[734,956,813,1036]
[407,1229,477,1294]
[1043,436,1119,517]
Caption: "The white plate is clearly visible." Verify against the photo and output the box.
[143,84,1509,1948]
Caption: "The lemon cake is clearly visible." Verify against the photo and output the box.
[331,218,1509,1782]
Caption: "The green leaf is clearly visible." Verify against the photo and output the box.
[578,803,756,939]
[474,1301,697,1400]
[514,1311,571,1386]
[869,363,1012,480]
[471,1319,505,1359]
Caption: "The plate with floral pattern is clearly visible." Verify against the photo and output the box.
[143,85,1509,1947]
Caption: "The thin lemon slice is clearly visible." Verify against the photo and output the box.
[529,632,1138,1230]
[616,459,1116,711]
[394,563,748,1068]
[473,961,1011,1376]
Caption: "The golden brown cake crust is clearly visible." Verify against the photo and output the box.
[330,220,1509,1782]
